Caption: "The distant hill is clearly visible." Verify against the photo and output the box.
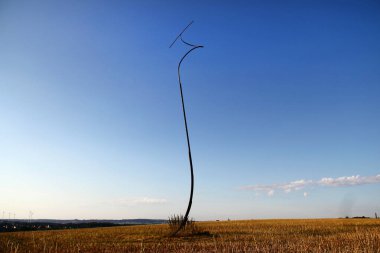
[0,219,167,232]
[0,219,167,225]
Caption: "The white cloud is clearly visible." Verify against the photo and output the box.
[241,173,380,196]
[279,179,312,193]
[303,192,308,197]
[318,174,380,187]
[110,197,168,206]
[241,179,312,194]
[134,197,168,204]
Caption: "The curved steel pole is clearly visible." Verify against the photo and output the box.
[169,21,203,236]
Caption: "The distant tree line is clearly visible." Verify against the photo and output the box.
[0,221,128,233]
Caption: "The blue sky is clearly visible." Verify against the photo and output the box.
[1,0,379,220]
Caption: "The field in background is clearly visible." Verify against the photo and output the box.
[1,219,380,252]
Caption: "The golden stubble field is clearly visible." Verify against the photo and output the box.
[1,219,380,253]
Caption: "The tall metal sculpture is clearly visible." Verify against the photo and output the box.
[169,21,203,236]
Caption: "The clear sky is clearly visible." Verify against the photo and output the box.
[1,0,379,220]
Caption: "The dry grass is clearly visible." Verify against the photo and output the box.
[1,219,380,252]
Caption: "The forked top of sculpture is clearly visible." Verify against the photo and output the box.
[169,21,203,49]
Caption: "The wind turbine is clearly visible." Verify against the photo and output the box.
[169,21,203,236]
[29,211,34,223]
